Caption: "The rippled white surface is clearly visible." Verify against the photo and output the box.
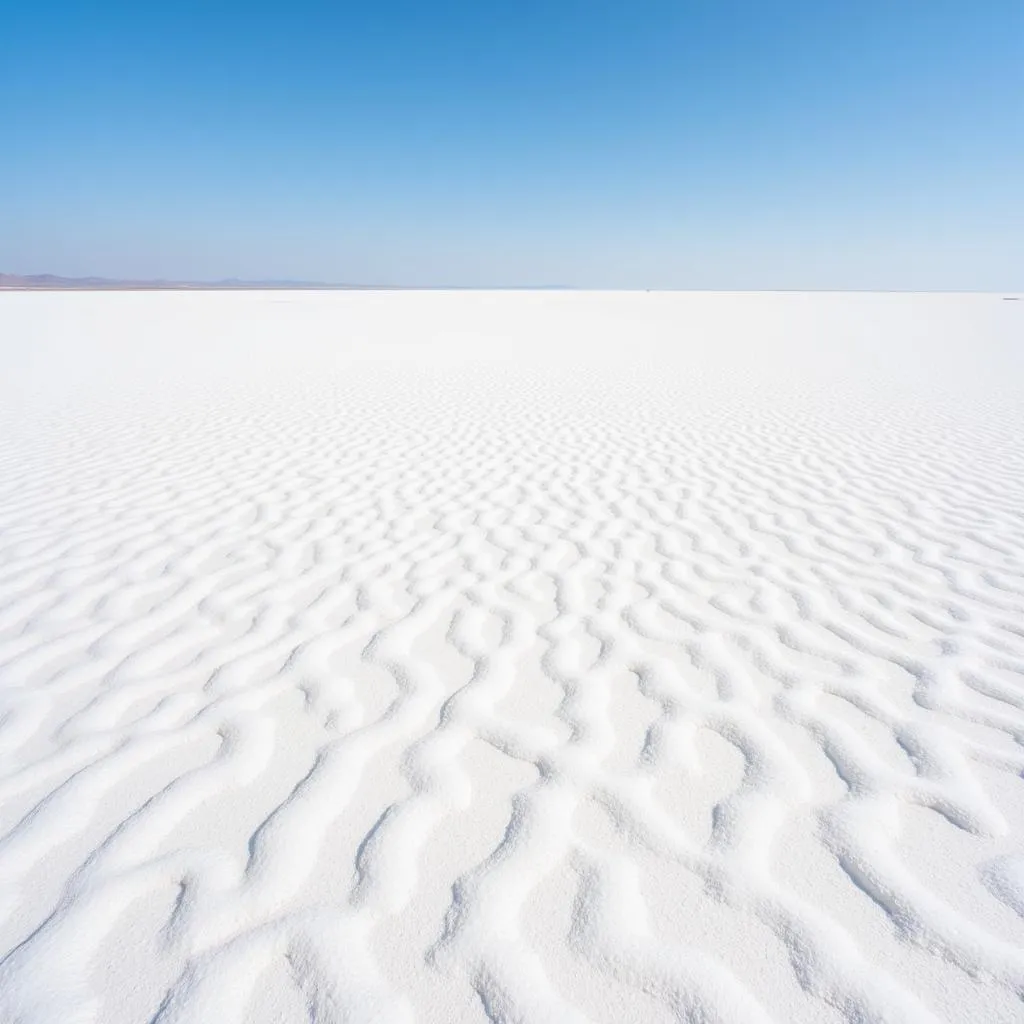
[1,290,1023,1023]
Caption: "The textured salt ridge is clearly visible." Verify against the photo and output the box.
[0,291,1022,1023]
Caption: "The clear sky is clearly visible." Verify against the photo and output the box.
[2,1,1022,288]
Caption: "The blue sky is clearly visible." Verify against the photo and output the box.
[2,1,1022,288]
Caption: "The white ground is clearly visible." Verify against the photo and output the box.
[1,291,1023,1024]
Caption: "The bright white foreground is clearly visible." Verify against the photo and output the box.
[1,291,1023,1024]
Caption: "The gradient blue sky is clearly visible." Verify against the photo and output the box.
[2,1,1022,288]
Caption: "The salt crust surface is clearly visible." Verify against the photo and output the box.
[0,290,1023,1022]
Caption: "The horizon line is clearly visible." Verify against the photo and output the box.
[1,274,1021,296]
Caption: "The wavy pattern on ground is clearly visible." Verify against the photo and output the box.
[1,291,1023,1023]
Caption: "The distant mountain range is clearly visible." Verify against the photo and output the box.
[0,273,363,290]
[0,274,575,291]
